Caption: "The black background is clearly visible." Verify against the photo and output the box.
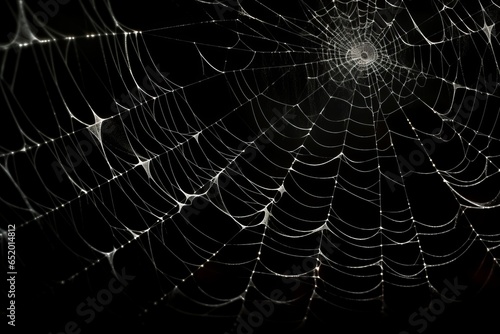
[1,1,500,333]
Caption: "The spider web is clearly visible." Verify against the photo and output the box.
[1,0,500,333]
